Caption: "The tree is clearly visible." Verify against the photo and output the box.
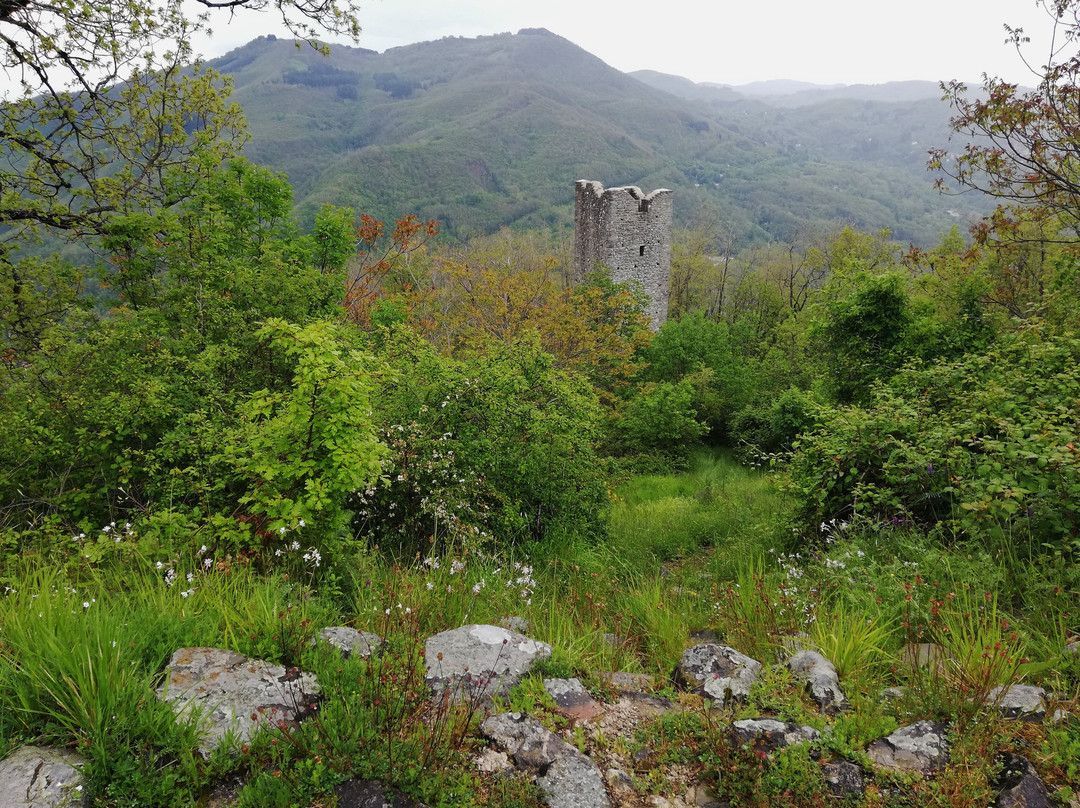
[930,1,1080,237]
[0,0,361,237]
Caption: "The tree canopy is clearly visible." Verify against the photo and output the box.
[0,0,360,236]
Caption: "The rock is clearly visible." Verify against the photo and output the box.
[1065,639,1079,655]
[822,760,865,800]
[481,712,609,808]
[786,650,848,714]
[605,768,634,795]
[685,783,728,807]
[632,747,658,771]
[995,753,1052,808]
[156,647,319,755]
[593,671,654,693]
[867,720,949,775]
[731,718,821,754]
[426,625,551,704]
[333,779,428,807]
[881,687,906,701]
[481,712,570,770]
[544,678,606,722]
[538,752,611,808]
[312,627,381,659]
[676,644,761,706]
[0,746,89,807]
[476,748,514,775]
[899,643,949,674]
[989,684,1047,722]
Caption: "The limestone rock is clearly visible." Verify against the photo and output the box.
[605,768,634,795]
[989,684,1047,722]
[156,647,320,755]
[867,720,949,775]
[0,746,88,808]
[481,712,610,808]
[333,779,428,807]
[537,752,611,808]
[786,650,848,714]
[676,644,761,706]
[881,687,906,701]
[481,712,570,770]
[475,748,514,775]
[995,753,1052,808]
[426,624,551,704]
[731,718,820,754]
[822,760,865,800]
[544,678,606,722]
[312,627,381,659]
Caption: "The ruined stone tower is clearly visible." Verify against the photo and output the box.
[572,180,673,329]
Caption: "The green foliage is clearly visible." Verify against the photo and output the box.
[223,318,385,542]
[786,322,1080,552]
[356,328,611,556]
[618,380,706,459]
[642,311,753,438]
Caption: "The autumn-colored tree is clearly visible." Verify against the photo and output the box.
[342,214,439,327]
[415,230,651,401]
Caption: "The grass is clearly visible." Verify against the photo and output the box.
[0,449,1078,806]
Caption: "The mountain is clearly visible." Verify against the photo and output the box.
[213,31,991,245]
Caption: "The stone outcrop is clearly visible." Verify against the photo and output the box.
[425,624,551,704]
[156,647,320,755]
[544,678,606,722]
[785,650,848,714]
[989,684,1047,722]
[480,712,610,808]
[867,720,949,775]
[730,718,821,754]
[0,746,88,808]
[995,753,1052,808]
[676,644,761,706]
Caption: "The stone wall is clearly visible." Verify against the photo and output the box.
[573,180,672,330]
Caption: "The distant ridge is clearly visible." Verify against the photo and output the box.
[213,32,992,245]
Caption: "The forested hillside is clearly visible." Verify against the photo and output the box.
[216,30,991,244]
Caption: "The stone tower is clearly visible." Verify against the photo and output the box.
[572,180,673,329]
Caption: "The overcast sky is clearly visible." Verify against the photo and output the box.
[201,0,1065,86]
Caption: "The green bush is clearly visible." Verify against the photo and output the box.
[787,323,1080,552]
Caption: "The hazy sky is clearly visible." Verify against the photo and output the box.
[200,0,1065,86]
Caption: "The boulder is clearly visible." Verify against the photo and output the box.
[156,647,319,755]
[544,678,606,722]
[867,720,949,775]
[786,650,848,714]
[538,752,611,808]
[730,718,820,755]
[989,684,1047,722]
[312,627,382,659]
[0,746,88,807]
[676,644,761,706]
[480,712,610,808]
[995,753,1052,808]
[426,624,551,704]
[822,760,865,800]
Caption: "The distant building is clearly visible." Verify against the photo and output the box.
[572,180,672,329]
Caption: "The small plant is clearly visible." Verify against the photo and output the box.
[812,601,895,695]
